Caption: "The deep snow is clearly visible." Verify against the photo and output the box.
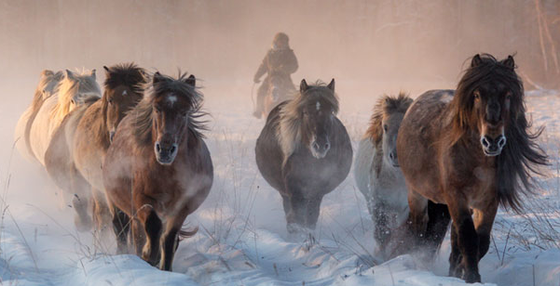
[0,81,558,286]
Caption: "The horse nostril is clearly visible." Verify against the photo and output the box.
[389,152,396,160]
[481,136,490,148]
[170,145,176,154]
[497,136,507,149]
[324,142,330,150]
[155,143,161,153]
[313,142,320,150]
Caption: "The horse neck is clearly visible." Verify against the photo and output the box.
[93,101,111,147]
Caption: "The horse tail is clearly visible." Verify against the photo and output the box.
[178,225,199,241]
[354,138,375,204]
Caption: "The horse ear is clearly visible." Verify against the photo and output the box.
[503,55,515,70]
[153,72,163,85]
[103,66,110,72]
[471,54,482,68]
[90,69,96,79]
[185,74,196,87]
[300,79,308,93]
[65,69,76,80]
[327,79,335,92]
[41,70,54,77]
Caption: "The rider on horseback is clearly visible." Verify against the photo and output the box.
[253,32,299,118]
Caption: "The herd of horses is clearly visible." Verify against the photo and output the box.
[13,54,547,283]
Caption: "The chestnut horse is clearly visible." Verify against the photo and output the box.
[73,63,146,233]
[255,79,352,234]
[354,93,412,256]
[103,72,213,271]
[396,54,547,283]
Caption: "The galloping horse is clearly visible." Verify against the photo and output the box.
[29,69,101,165]
[15,70,64,162]
[73,63,146,232]
[255,79,352,233]
[396,54,547,283]
[354,93,412,256]
[103,72,213,271]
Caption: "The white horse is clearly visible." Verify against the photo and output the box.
[354,93,412,257]
[14,70,64,162]
[28,69,101,166]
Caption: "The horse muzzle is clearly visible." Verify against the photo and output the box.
[480,134,506,156]
[310,140,331,159]
[388,151,399,167]
[154,142,178,165]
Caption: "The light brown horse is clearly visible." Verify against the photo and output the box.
[45,96,99,231]
[15,70,64,163]
[396,54,547,283]
[103,72,213,271]
[73,63,146,233]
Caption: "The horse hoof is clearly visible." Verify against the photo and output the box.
[463,271,481,283]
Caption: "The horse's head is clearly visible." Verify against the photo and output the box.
[151,72,200,165]
[370,94,413,167]
[454,54,522,157]
[103,64,146,142]
[299,79,338,159]
[65,69,101,110]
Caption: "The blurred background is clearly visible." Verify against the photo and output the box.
[1,0,559,88]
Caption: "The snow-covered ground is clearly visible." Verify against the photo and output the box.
[0,80,558,286]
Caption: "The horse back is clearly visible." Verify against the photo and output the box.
[397,89,453,201]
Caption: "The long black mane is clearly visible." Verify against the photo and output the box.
[450,54,548,212]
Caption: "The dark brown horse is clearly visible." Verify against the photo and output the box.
[396,54,547,283]
[255,79,352,233]
[73,63,146,233]
[103,72,213,271]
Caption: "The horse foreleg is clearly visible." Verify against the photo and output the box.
[424,201,451,257]
[473,202,498,260]
[111,206,130,254]
[92,188,112,234]
[407,190,429,247]
[304,196,323,230]
[373,200,390,248]
[448,224,462,277]
[131,219,145,256]
[447,199,481,283]
[160,208,190,271]
[140,209,162,266]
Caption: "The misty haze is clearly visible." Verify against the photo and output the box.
[0,1,559,285]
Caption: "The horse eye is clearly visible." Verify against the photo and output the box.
[71,99,75,104]
[473,91,480,100]
[154,107,161,113]
[383,124,388,132]
[505,92,512,99]
[108,99,113,105]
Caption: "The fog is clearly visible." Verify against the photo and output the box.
[0,0,558,174]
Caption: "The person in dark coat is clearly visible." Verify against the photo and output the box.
[253,32,299,118]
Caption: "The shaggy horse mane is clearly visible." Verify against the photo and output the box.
[131,72,206,145]
[50,69,101,122]
[277,81,339,160]
[365,92,412,148]
[104,63,146,95]
[449,54,548,212]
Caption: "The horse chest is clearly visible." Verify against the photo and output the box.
[467,166,497,208]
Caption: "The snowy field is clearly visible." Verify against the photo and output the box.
[0,79,559,286]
